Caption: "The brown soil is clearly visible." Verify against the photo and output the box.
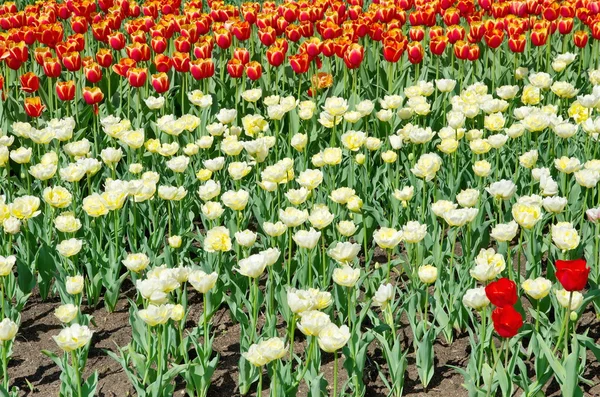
[8,245,600,396]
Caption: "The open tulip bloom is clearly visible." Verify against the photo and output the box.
[2,1,600,396]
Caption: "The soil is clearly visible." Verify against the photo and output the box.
[7,245,600,396]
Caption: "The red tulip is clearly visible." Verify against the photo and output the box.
[409,26,425,42]
[484,29,504,49]
[558,18,574,35]
[215,29,232,49]
[24,97,45,118]
[172,52,190,73]
[151,36,168,54]
[108,31,126,50]
[151,73,169,94]
[34,47,52,66]
[485,278,518,307]
[84,62,102,84]
[574,30,588,48]
[227,58,244,78]
[43,58,62,78]
[113,58,137,77]
[190,59,215,80]
[429,36,448,56]
[531,28,549,46]
[83,86,104,105]
[407,41,424,64]
[289,52,310,74]
[555,259,590,291]
[125,42,150,63]
[467,44,480,61]
[127,67,147,88]
[258,27,277,46]
[245,61,262,80]
[343,43,364,69]
[491,306,523,338]
[233,48,250,65]
[62,51,82,72]
[383,39,406,62]
[154,54,172,73]
[20,72,39,93]
[96,49,113,68]
[174,36,192,53]
[56,80,75,101]
[266,45,286,67]
[508,35,526,53]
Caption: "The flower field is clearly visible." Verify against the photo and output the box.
[2,0,600,395]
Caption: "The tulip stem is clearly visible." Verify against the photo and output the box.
[333,351,338,397]
[71,351,82,397]
[535,300,540,334]
[289,314,296,361]
[476,308,486,387]
[2,341,8,390]
[257,366,262,397]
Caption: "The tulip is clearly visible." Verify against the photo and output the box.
[172,52,190,73]
[508,35,526,53]
[233,48,250,65]
[125,42,150,62]
[407,41,424,64]
[245,61,262,81]
[266,45,286,67]
[151,73,169,94]
[343,43,364,69]
[108,31,126,50]
[574,30,588,48]
[190,59,215,80]
[485,278,517,307]
[43,58,62,78]
[19,72,39,93]
[555,259,590,291]
[62,51,82,72]
[289,52,310,74]
[84,62,102,84]
[227,59,244,79]
[82,87,104,105]
[491,305,523,338]
[127,67,147,88]
[56,81,75,101]
[112,58,137,77]
[24,97,44,118]
[154,54,172,73]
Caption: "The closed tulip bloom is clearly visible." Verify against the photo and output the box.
[332,265,360,287]
[188,270,218,294]
[279,207,308,227]
[56,238,83,257]
[336,221,358,237]
[263,221,287,237]
[66,275,84,295]
[418,265,438,284]
[555,259,590,291]
[243,337,287,366]
[411,153,443,181]
[204,226,232,253]
[463,287,490,311]
[490,221,519,242]
[0,319,18,341]
[222,190,250,211]
[54,213,81,233]
[373,228,403,249]
[122,253,150,273]
[491,305,523,338]
[555,289,584,310]
[138,304,171,327]
[318,323,351,352]
[237,253,268,278]
[402,221,427,243]
[293,228,321,249]
[235,230,257,248]
[486,180,517,200]
[54,304,78,323]
[297,310,331,336]
[551,222,580,251]
[0,255,16,277]
[24,97,45,118]
[485,278,518,307]
[456,189,479,208]
[512,203,543,229]
[9,196,41,219]
[328,242,361,264]
[308,206,335,229]
[53,324,93,352]
[522,277,552,300]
